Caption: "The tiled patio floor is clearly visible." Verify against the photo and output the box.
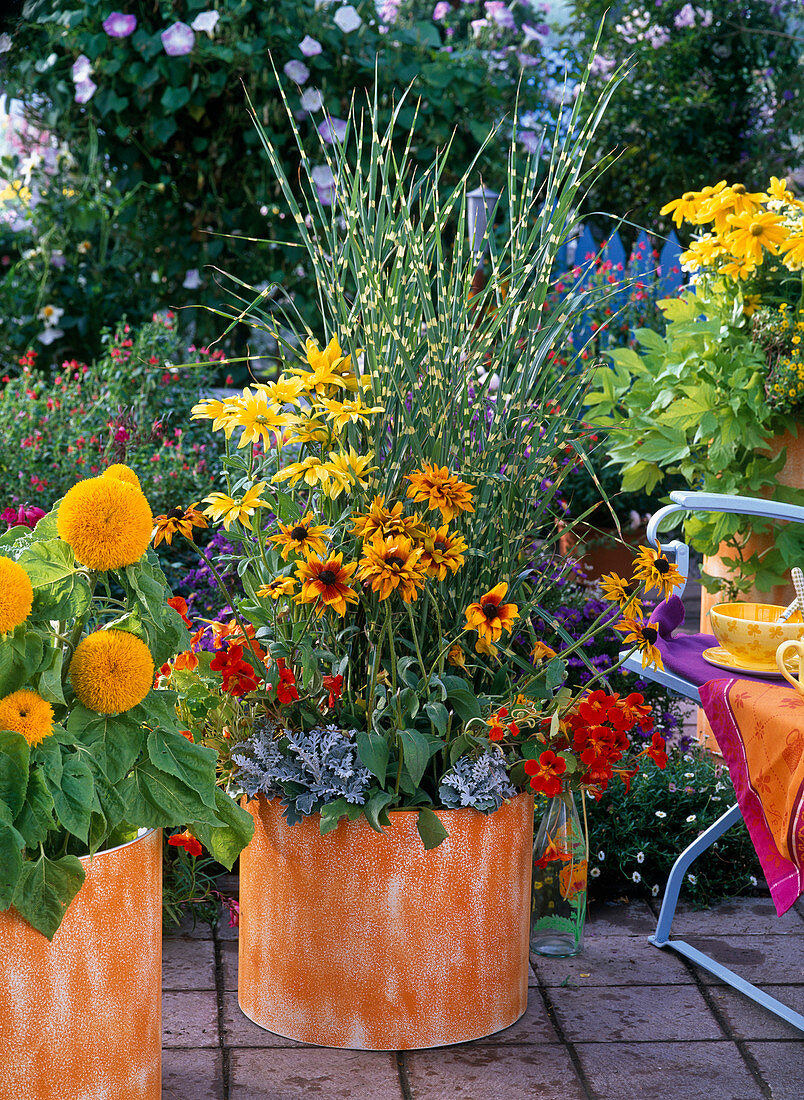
[162,883,804,1099]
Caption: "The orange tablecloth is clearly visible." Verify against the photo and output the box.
[700,679,804,916]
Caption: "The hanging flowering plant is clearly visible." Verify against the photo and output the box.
[0,465,253,938]
[158,77,672,848]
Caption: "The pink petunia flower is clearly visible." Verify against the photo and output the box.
[102,12,137,37]
[161,22,195,56]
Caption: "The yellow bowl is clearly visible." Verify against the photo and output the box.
[709,602,804,667]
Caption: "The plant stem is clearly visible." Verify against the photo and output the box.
[406,602,428,686]
[190,539,268,684]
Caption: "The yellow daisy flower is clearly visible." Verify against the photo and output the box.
[270,514,330,559]
[724,209,786,266]
[295,553,359,615]
[234,393,288,449]
[203,482,270,530]
[257,576,297,600]
[465,582,518,650]
[356,534,427,602]
[406,463,474,523]
[317,395,385,431]
[419,524,468,580]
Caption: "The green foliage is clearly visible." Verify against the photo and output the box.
[0,497,252,938]
[0,316,225,523]
[3,0,559,362]
[563,0,804,236]
[587,282,804,590]
[586,746,763,907]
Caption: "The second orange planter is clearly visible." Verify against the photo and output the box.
[239,793,533,1050]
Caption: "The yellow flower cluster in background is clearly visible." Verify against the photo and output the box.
[661,178,804,280]
[758,304,804,415]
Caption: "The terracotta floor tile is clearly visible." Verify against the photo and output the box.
[163,936,217,991]
[706,985,804,1040]
[549,983,724,1043]
[222,991,311,1048]
[585,899,657,937]
[574,1040,766,1099]
[743,1040,804,1100]
[530,934,693,987]
[681,934,804,986]
[162,1049,223,1099]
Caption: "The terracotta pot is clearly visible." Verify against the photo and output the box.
[559,524,647,581]
[238,793,533,1050]
[0,828,162,1100]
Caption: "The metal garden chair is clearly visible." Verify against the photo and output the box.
[620,489,804,1033]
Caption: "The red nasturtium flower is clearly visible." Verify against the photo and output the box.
[487,706,520,742]
[275,658,299,705]
[322,673,343,708]
[167,595,193,628]
[168,830,203,857]
[642,731,668,769]
[210,643,260,697]
[523,750,567,796]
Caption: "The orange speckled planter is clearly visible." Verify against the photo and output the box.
[238,793,533,1050]
[0,828,162,1100]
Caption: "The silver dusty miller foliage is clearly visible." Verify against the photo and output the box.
[232,719,372,825]
[438,748,517,813]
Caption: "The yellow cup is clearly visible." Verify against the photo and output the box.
[776,639,804,693]
[709,602,804,667]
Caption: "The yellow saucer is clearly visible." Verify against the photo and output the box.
[702,646,792,678]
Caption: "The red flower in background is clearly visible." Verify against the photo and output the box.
[642,731,668,769]
[168,830,203,857]
[524,750,567,797]
[322,673,343,708]
[275,658,299,705]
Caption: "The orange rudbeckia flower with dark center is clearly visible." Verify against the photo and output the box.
[465,582,519,649]
[295,553,359,616]
[153,502,208,547]
[356,535,427,602]
[406,462,474,523]
[270,513,329,560]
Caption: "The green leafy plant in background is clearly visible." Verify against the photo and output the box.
[2,0,561,367]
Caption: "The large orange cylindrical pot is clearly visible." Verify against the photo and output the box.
[0,828,162,1100]
[239,793,533,1050]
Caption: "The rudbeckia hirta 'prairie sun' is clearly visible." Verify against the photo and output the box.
[0,689,54,746]
[69,629,155,714]
[153,502,209,547]
[295,553,358,615]
[0,556,34,633]
[630,547,685,602]
[270,514,329,560]
[58,476,153,571]
[465,582,519,649]
[203,483,269,530]
[356,535,427,602]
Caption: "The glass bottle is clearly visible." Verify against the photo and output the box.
[530,785,587,958]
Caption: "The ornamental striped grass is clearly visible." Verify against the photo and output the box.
[216,59,625,667]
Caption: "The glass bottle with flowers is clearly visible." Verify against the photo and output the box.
[524,548,678,958]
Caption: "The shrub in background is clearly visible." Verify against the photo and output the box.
[563,0,804,238]
[586,746,763,906]
[2,0,559,366]
[0,315,225,526]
